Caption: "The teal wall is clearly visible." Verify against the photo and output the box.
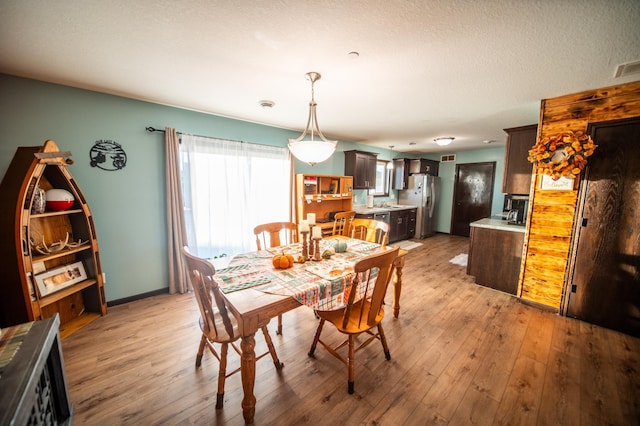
[0,74,505,301]
[433,148,506,233]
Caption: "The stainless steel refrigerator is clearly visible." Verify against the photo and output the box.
[398,174,438,238]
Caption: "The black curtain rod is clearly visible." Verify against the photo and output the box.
[145,126,265,147]
[146,126,181,135]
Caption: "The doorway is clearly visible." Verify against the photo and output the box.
[450,162,495,237]
[565,118,640,336]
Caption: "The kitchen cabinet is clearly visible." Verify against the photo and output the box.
[0,140,107,337]
[467,219,525,295]
[392,159,410,190]
[344,150,378,189]
[355,207,416,243]
[392,158,439,190]
[410,158,439,176]
[296,174,353,236]
[389,208,417,243]
[389,210,409,243]
[407,209,417,238]
[502,124,537,195]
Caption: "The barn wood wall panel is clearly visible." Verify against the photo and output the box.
[519,80,640,309]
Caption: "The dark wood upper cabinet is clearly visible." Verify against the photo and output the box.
[392,158,439,190]
[502,124,537,195]
[344,150,378,189]
[392,158,410,190]
[410,158,439,176]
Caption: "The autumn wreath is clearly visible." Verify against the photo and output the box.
[527,131,597,180]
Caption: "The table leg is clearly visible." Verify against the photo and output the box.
[392,256,405,318]
[240,333,256,424]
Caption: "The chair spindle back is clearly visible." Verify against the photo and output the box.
[342,246,399,329]
[182,246,236,340]
[332,211,356,236]
[253,222,298,251]
[350,218,389,247]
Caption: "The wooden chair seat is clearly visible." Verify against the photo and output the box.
[182,246,283,409]
[308,246,399,394]
[198,311,238,342]
[313,298,383,334]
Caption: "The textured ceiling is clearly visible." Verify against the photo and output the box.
[1,0,639,153]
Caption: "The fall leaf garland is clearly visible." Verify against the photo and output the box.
[527,131,597,180]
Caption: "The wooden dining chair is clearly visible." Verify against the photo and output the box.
[253,221,298,334]
[350,218,389,247]
[181,246,283,409]
[253,221,298,251]
[308,246,400,394]
[331,210,356,236]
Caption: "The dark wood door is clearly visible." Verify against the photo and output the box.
[566,119,640,336]
[451,162,495,237]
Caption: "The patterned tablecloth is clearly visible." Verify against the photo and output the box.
[213,239,386,311]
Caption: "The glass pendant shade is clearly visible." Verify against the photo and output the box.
[435,137,455,146]
[288,139,337,165]
[288,72,337,166]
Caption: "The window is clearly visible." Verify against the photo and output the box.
[373,160,391,196]
[180,134,291,259]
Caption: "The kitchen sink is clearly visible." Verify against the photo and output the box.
[388,204,414,209]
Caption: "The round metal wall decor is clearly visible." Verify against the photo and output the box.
[90,140,127,171]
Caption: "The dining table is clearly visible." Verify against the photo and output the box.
[213,237,407,424]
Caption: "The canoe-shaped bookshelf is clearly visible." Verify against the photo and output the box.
[0,140,106,336]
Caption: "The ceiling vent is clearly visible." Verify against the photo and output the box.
[614,60,640,78]
[440,154,456,162]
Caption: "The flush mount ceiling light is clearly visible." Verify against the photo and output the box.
[387,145,395,169]
[434,137,455,146]
[288,72,337,166]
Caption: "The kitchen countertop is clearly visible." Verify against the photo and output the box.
[353,204,417,215]
[470,218,526,233]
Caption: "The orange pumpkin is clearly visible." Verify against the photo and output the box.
[272,253,295,269]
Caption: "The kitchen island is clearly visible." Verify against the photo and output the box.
[467,218,525,295]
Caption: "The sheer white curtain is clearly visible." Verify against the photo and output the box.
[181,134,292,259]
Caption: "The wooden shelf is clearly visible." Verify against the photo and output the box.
[58,311,102,339]
[38,278,98,307]
[296,174,353,227]
[31,243,92,263]
[30,208,83,218]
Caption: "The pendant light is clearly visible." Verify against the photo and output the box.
[434,137,455,146]
[387,145,395,170]
[288,72,337,166]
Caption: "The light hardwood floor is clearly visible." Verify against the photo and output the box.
[61,234,640,425]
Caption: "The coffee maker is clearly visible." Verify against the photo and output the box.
[504,195,529,226]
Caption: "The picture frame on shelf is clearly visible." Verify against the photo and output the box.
[35,261,87,297]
